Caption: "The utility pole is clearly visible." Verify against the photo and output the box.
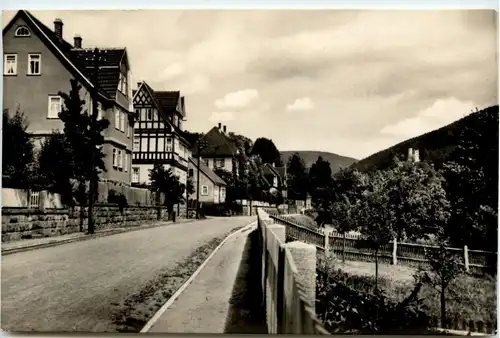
[87,47,105,235]
[196,139,207,219]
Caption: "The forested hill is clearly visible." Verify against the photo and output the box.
[350,105,499,172]
[280,151,357,173]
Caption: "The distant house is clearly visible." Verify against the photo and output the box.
[262,163,287,199]
[131,81,191,196]
[192,123,239,174]
[3,10,134,186]
[188,157,227,204]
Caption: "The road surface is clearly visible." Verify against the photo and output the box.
[1,216,254,332]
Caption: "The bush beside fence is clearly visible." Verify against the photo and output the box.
[270,215,496,275]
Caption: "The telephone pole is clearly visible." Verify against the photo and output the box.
[196,139,207,219]
[87,47,105,234]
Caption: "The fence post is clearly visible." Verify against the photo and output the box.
[464,245,469,272]
[392,237,398,265]
[324,230,329,252]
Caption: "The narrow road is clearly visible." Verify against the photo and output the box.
[1,216,254,332]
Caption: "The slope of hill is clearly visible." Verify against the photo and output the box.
[280,151,358,173]
[351,105,499,172]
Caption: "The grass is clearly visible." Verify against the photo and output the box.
[318,252,497,329]
[285,214,320,230]
[111,225,246,332]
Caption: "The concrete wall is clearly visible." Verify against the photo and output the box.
[2,204,186,242]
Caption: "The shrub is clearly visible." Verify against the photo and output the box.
[108,189,128,213]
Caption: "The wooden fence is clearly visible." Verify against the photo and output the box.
[257,209,329,335]
[270,215,497,275]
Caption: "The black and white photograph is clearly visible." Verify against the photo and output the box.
[1,7,498,335]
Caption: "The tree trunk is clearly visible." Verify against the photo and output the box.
[375,243,379,290]
[156,191,161,220]
[342,232,346,263]
[440,287,446,328]
[78,182,85,232]
[79,205,85,233]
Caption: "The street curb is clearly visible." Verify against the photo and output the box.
[140,220,258,333]
[1,219,198,256]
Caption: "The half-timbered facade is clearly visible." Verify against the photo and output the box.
[131,82,191,193]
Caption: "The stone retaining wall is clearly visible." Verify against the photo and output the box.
[2,204,186,242]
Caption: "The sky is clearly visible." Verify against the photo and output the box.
[2,10,498,159]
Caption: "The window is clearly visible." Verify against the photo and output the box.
[124,153,128,172]
[157,137,164,152]
[133,138,140,151]
[118,150,123,168]
[165,138,172,152]
[4,54,17,75]
[119,72,128,95]
[141,138,148,152]
[216,159,225,168]
[149,138,156,152]
[132,167,140,182]
[204,159,209,167]
[15,26,30,37]
[147,109,152,121]
[188,169,194,177]
[28,54,41,75]
[47,95,62,118]
[126,117,130,137]
[120,111,125,132]
[115,109,120,129]
[201,185,209,196]
[221,187,226,199]
[113,148,117,167]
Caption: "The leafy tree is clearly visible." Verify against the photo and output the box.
[440,109,498,253]
[213,168,238,204]
[149,163,186,219]
[38,131,76,208]
[182,131,203,148]
[251,137,283,166]
[186,177,195,196]
[330,168,368,262]
[247,155,267,202]
[415,239,465,328]
[286,152,308,202]
[2,107,38,189]
[308,156,333,209]
[354,169,395,289]
[58,79,110,233]
[227,132,254,157]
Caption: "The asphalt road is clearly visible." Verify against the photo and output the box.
[1,216,255,333]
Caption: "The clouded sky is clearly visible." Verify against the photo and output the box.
[3,10,498,159]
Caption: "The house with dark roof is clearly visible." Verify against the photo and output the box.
[131,81,191,194]
[192,123,239,174]
[262,163,288,199]
[3,10,134,186]
[187,157,227,204]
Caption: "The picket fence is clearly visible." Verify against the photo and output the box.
[269,214,497,275]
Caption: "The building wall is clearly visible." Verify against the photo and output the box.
[187,164,218,204]
[203,156,233,173]
[3,16,133,185]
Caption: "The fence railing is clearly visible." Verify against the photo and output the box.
[270,215,497,275]
[257,208,329,335]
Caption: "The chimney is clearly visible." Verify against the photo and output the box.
[73,34,82,48]
[54,18,63,39]
[218,122,221,129]
[407,148,413,162]
[413,149,420,163]
[223,125,227,133]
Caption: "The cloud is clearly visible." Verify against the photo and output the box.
[380,97,478,139]
[286,97,314,111]
[214,89,259,109]
[161,62,184,80]
[209,111,235,123]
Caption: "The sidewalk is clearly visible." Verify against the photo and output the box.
[145,223,267,334]
[2,218,196,255]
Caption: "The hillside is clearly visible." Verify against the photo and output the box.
[351,105,499,172]
[280,151,358,173]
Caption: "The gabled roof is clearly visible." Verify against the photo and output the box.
[3,10,128,105]
[192,126,239,158]
[262,163,287,187]
[189,157,227,186]
[133,81,190,145]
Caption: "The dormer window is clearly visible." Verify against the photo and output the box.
[15,26,30,37]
